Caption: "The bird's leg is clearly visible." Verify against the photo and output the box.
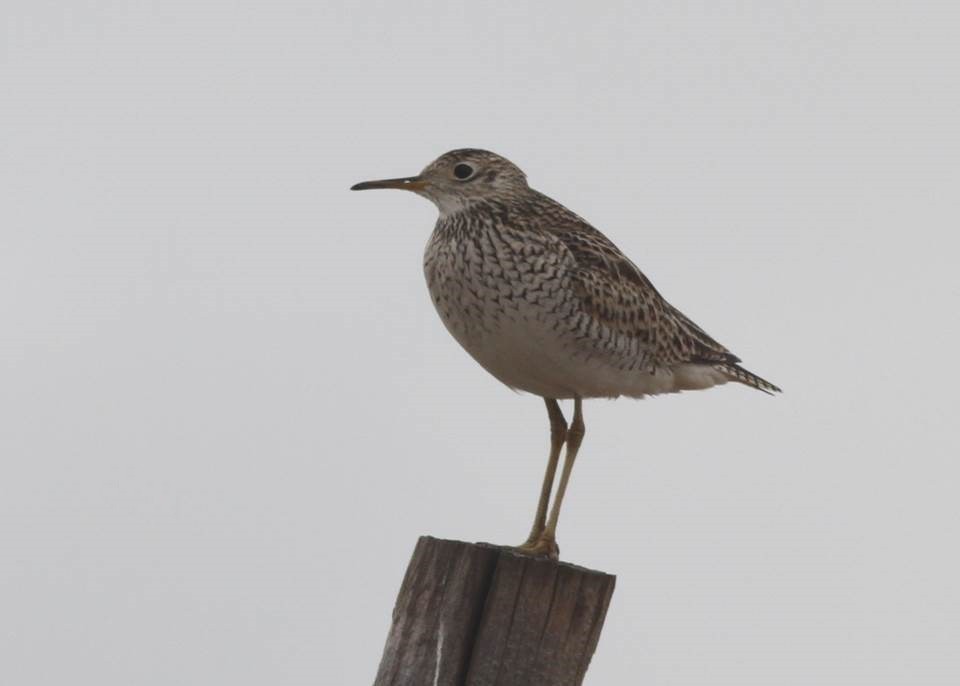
[517,399,567,550]
[525,398,585,560]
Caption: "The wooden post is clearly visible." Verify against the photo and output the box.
[373,536,616,686]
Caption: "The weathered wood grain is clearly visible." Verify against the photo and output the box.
[373,536,615,686]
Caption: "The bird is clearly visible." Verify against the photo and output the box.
[351,149,779,559]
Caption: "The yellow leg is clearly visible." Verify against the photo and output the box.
[518,398,585,560]
[518,399,567,548]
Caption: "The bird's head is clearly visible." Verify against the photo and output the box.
[351,149,529,215]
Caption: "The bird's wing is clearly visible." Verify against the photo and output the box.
[548,218,741,369]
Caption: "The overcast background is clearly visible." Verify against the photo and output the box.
[3,2,959,684]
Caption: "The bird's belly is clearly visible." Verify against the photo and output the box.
[442,312,579,397]
[460,325,729,399]
[428,284,702,399]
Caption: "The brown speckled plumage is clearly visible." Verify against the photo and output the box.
[414,150,779,397]
[352,148,779,556]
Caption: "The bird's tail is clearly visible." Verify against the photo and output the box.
[717,363,782,395]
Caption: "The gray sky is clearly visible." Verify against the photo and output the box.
[2,2,958,684]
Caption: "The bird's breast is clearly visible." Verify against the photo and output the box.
[423,224,590,396]
[424,226,569,341]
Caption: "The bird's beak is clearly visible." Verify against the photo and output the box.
[350,176,427,192]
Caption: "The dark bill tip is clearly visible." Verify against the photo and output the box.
[350,176,426,192]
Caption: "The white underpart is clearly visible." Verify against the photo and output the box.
[448,314,730,398]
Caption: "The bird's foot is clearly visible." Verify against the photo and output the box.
[514,536,559,561]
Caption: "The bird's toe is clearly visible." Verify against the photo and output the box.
[514,537,559,561]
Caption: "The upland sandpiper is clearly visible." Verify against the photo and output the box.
[352,149,779,558]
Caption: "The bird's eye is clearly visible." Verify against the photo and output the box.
[453,163,474,180]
